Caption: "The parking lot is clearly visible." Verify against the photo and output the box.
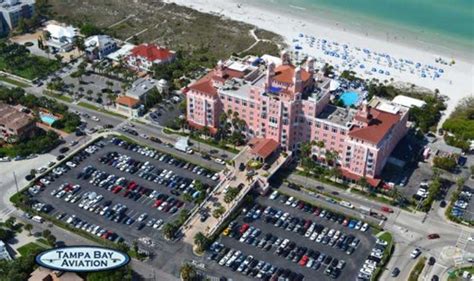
[63,72,123,104]
[147,98,183,127]
[28,136,218,246]
[205,190,378,281]
[451,185,473,222]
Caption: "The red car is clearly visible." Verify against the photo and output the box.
[239,223,249,234]
[299,255,309,266]
[313,208,321,216]
[154,199,163,208]
[112,186,122,194]
[381,206,394,213]
[427,233,440,240]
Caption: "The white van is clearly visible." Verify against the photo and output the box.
[32,215,44,223]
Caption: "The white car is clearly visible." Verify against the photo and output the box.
[137,213,148,222]
[361,223,369,232]
[410,248,421,259]
[269,190,279,200]
[152,219,163,229]
[91,116,100,122]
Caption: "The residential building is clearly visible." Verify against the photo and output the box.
[0,240,12,261]
[29,266,83,281]
[126,77,159,102]
[84,35,117,60]
[44,22,78,52]
[185,53,409,184]
[115,95,141,117]
[0,103,35,143]
[0,0,34,34]
[106,42,135,62]
[126,43,175,72]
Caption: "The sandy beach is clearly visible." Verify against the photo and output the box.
[165,0,473,126]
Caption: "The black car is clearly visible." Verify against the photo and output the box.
[59,147,70,153]
[136,222,146,230]
[428,257,436,266]
[56,155,65,161]
[391,267,400,277]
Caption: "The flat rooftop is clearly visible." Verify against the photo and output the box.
[127,77,157,99]
[317,104,357,127]
[219,75,265,101]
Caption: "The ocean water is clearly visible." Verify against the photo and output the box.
[255,0,474,56]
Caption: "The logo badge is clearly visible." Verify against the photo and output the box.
[35,246,130,272]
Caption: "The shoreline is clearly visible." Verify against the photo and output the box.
[164,0,474,124]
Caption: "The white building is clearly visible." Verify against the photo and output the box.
[0,240,12,261]
[84,35,117,60]
[0,0,34,34]
[44,23,78,52]
[392,95,426,109]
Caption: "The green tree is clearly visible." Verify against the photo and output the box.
[433,156,457,172]
[46,234,56,246]
[162,223,177,240]
[193,232,209,253]
[79,23,102,37]
[0,228,14,241]
[42,229,51,238]
[180,263,197,281]
[224,187,240,203]
[24,223,33,236]
[357,177,369,192]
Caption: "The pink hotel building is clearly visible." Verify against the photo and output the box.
[185,53,409,185]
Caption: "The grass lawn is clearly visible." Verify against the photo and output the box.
[448,266,474,280]
[0,50,61,80]
[17,242,48,256]
[378,232,393,244]
[0,75,30,88]
[77,101,127,119]
[45,91,73,103]
[35,238,50,246]
[408,257,427,281]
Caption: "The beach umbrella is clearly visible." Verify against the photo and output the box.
[359,64,365,69]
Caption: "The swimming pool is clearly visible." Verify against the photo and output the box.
[39,113,58,125]
[340,91,359,107]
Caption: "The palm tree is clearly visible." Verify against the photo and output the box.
[193,232,209,253]
[180,263,197,281]
[73,36,85,54]
[357,177,369,192]
[24,223,33,236]
[162,223,176,240]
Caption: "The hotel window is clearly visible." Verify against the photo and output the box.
[235,99,240,104]
[227,97,232,101]
[324,125,329,130]
[243,101,247,106]
[250,103,255,108]
[332,128,337,133]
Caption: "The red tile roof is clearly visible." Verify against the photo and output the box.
[130,43,174,62]
[273,64,311,84]
[349,108,401,144]
[340,169,381,187]
[188,72,217,97]
[249,138,279,159]
[116,96,140,107]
